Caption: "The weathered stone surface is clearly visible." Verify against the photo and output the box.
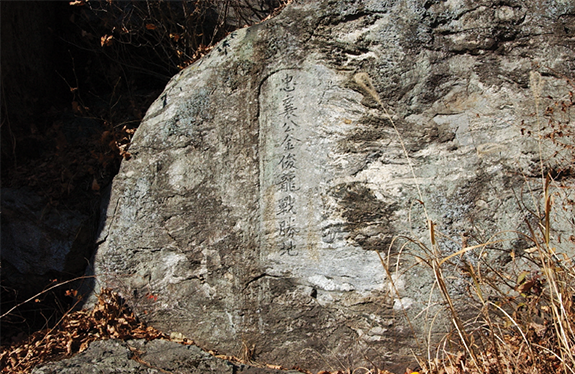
[32,339,297,374]
[1,188,94,288]
[87,0,575,372]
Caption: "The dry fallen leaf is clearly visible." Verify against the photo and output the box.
[100,35,113,47]
[91,178,100,191]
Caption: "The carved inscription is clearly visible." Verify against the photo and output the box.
[260,68,331,260]
[276,73,300,256]
[259,66,384,292]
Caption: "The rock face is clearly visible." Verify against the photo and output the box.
[88,0,575,372]
[32,339,300,374]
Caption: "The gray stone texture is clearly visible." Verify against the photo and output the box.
[87,0,575,372]
[32,339,297,374]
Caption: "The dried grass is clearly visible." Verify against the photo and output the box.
[1,16,572,374]
[394,74,575,374]
[0,288,168,374]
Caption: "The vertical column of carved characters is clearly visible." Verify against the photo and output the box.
[277,73,299,256]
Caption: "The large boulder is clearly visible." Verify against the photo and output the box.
[87,0,575,372]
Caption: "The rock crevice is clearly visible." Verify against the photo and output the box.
[84,0,574,372]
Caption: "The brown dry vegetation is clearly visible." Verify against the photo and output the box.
[3,0,288,208]
[1,0,288,356]
[0,289,168,373]
[2,79,572,374]
[391,76,575,374]
[1,2,574,374]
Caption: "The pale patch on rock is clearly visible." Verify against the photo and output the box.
[308,274,355,292]
[86,0,575,372]
[394,297,415,311]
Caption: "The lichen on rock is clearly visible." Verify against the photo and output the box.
[86,0,575,372]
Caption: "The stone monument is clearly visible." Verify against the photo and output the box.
[87,0,575,372]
